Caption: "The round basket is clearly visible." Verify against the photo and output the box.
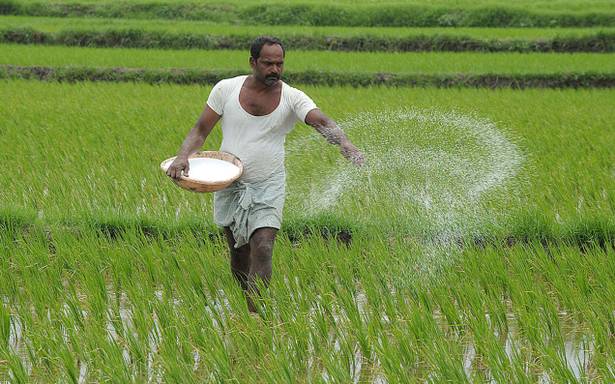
[160,151,243,193]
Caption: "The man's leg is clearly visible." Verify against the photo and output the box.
[223,227,251,292]
[246,227,277,313]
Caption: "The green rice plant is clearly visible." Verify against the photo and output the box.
[4,24,615,52]
[5,0,615,14]
[3,1,615,27]
[1,80,615,243]
[5,64,615,89]
[1,223,614,381]
[4,43,615,75]
[0,304,9,350]
[1,352,28,384]
[444,244,614,382]
[3,15,615,40]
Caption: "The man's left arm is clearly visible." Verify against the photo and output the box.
[304,109,365,166]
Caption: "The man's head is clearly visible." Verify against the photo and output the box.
[249,36,285,87]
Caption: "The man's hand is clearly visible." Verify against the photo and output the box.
[305,109,365,167]
[341,141,365,166]
[167,105,221,180]
[166,156,190,180]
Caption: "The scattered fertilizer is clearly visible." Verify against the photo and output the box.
[305,108,523,214]
[290,107,525,278]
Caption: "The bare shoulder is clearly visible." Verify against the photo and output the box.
[281,82,305,96]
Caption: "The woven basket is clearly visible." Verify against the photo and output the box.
[160,151,243,193]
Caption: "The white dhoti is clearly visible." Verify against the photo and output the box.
[214,167,285,248]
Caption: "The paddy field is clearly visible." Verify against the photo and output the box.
[1,1,614,382]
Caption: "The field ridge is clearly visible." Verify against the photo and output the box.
[3,64,615,88]
[2,1,615,27]
[3,27,615,52]
[2,209,614,251]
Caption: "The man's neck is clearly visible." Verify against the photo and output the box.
[246,75,280,92]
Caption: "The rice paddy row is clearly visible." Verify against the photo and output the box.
[4,44,615,75]
[2,3,613,381]
[2,1,615,27]
[8,0,615,13]
[1,80,614,244]
[3,15,614,40]
[7,28,615,53]
[3,17,615,53]
[1,227,613,382]
[7,65,615,89]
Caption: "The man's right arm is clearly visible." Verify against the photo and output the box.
[166,105,221,180]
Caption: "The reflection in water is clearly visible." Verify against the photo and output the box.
[1,285,600,383]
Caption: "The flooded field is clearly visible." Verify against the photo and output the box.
[1,1,615,381]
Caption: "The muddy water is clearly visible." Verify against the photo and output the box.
[3,287,597,383]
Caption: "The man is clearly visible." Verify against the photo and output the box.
[166,36,364,314]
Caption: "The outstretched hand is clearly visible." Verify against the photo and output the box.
[303,109,365,167]
[341,142,365,166]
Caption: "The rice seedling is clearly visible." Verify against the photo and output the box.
[3,43,615,75]
[1,10,614,378]
[2,224,611,382]
[4,1,615,28]
[7,0,615,12]
[2,15,614,40]
[1,80,614,243]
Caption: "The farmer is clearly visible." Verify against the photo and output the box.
[166,36,364,314]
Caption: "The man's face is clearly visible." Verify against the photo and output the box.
[250,44,284,87]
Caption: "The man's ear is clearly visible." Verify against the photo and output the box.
[249,57,256,68]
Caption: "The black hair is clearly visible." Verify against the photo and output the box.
[250,36,285,60]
